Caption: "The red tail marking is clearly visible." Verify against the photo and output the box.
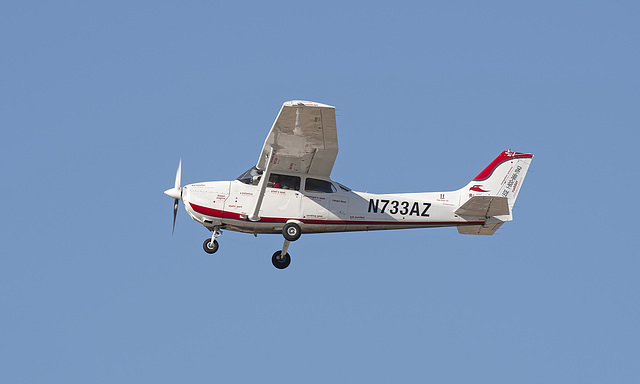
[473,150,533,181]
[470,185,489,192]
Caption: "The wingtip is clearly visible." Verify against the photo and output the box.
[283,100,335,109]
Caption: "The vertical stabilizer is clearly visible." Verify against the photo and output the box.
[458,150,533,224]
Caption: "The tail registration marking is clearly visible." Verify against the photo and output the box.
[368,199,431,217]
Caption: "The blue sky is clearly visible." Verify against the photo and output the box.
[2,1,639,382]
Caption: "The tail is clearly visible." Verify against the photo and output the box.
[455,150,534,235]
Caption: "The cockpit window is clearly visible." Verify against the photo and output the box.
[237,167,301,190]
[237,166,263,185]
[269,173,301,191]
[305,178,336,193]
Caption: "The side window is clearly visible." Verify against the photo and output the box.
[305,178,336,193]
[268,174,301,191]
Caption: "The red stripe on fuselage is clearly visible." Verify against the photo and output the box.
[188,202,483,227]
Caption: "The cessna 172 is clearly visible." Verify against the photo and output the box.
[164,100,533,269]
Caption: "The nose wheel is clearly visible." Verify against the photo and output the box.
[203,238,219,254]
[203,227,222,254]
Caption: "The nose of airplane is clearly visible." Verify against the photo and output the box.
[164,187,181,200]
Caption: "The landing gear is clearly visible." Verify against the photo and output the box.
[272,250,291,269]
[199,224,301,268]
[272,222,301,269]
[282,222,301,241]
[203,238,219,254]
[203,227,222,254]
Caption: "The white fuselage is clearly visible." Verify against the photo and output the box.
[181,174,484,235]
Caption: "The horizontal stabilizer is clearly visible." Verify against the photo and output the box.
[455,196,509,218]
[457,222,504,235]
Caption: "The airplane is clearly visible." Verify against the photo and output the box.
[164,100,534,269]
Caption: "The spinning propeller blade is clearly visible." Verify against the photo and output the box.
[174,158,181,190]
[164,159,182,234]
[172,198,179,234]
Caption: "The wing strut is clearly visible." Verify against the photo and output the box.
[249,146,275,222]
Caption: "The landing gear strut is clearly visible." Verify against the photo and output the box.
[203,227,222,254]
[272,221,301,269]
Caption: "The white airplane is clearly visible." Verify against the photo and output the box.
[165,100,533,269]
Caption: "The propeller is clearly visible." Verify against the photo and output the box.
[164,159,182,234]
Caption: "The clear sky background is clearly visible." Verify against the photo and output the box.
[2,1,639,382]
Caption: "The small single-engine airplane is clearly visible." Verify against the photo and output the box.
[165,100,533,269]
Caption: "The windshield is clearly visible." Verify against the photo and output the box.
[236,166,263,185]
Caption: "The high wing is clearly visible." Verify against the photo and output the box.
[256,100,338,178]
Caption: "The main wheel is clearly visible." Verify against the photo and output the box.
[282,222,301,241]
[203,238,219,254]
[272,250,291,269]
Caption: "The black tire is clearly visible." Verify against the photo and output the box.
[272,250,291,269]
[203,238,219,254]
[282,222,301,242]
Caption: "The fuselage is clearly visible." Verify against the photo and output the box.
[181,171,484,235]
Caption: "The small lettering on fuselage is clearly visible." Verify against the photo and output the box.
[368,199,431,217]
